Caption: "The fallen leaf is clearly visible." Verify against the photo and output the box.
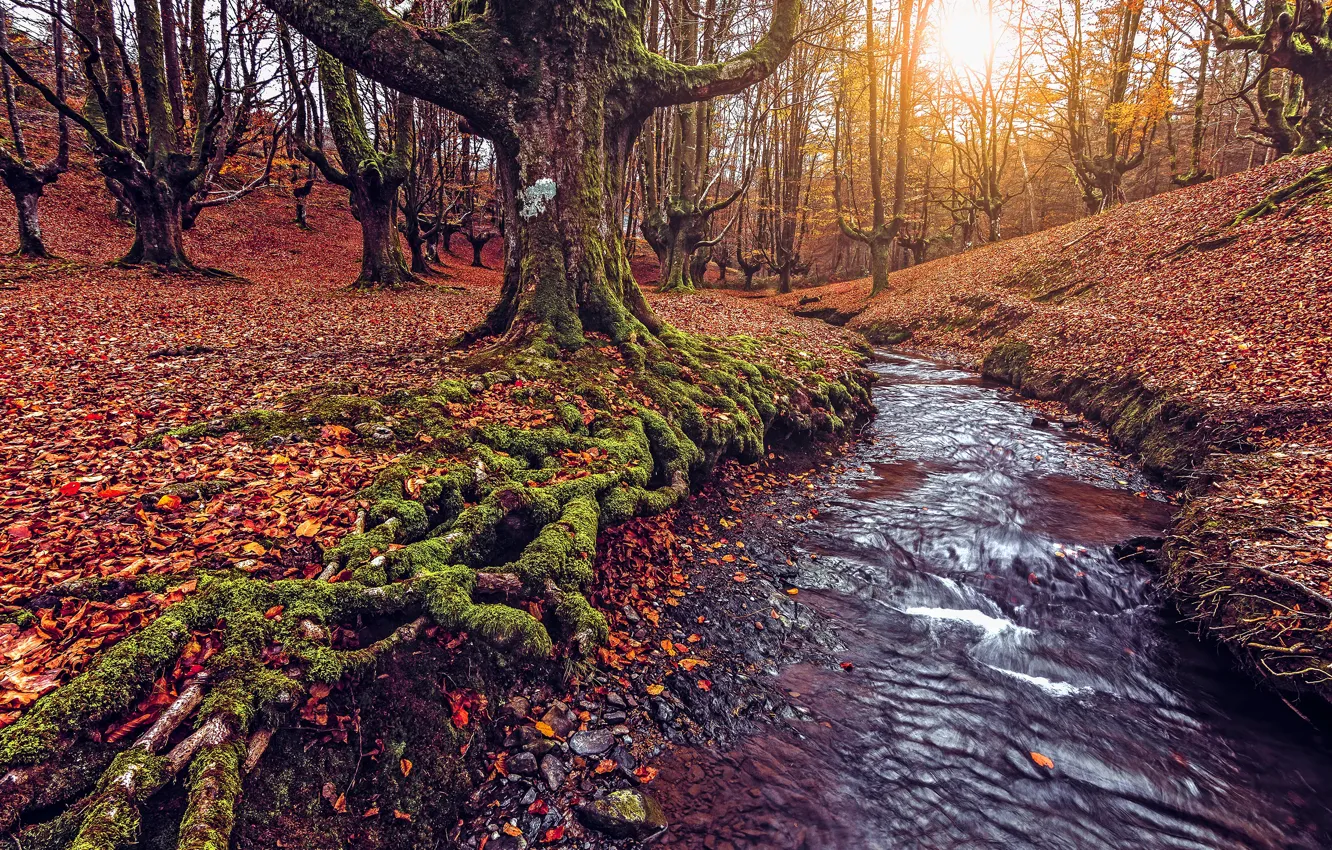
[400,758,413,777]
[1030,752,1054,769]
[645,684,665,696]
[295,518,322,538]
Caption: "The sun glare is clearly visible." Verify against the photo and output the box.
[937,1,1003,75]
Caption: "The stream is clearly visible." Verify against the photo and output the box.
[655,353,1332,850]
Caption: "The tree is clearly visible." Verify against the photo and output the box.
[265,0,801,347]
[0,0,68,257]
[934,0,1028,242]
[835,0,933,295]
[0,0,256,271]
[640,0,748,293]
[281,24,414,289]
[1204,0,1332,154]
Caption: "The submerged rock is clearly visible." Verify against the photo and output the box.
[575,789,668,839]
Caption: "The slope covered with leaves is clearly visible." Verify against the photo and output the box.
[775,151,1332,704]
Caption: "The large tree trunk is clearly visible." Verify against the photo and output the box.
[12,186,48,257]
[120,176,191,268]
[350,180,412,289]
[267,0,800,346]
[476,64,658,347]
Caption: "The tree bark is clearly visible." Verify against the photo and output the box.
[266,0,800,346]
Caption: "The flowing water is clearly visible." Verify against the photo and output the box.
[656,353,1332,850]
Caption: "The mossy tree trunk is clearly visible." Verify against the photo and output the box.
[1209,0,1332,154]
[265,0,801,346]
[319,52,414,289]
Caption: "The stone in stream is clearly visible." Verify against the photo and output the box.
[568,729,615,756]
[576,789,668,839]
[540,754,567,791]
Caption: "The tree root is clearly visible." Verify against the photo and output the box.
[0,328,873,848]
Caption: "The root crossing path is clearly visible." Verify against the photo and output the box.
[656,353,1332,849]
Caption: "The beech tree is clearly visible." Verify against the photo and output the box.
[1205,0,1332,154]
[835,0,932,295]
[281,25,414,289]
[0,0,67,257]
[0,0,268,271]
[264,0,800,346]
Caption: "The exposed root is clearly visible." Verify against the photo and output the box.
[0,328,873,847]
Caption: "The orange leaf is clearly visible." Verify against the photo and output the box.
[156,493,182,511]
[264,605,284,619]
[645,684,665,696]
[502,823,522,837]
[393,809,413,821]
[363,805,380,818]
[400,758,413,777]
[1030,752,1054,769]
[732,572,747,583]
[534,721,556,738]
[295,518,323,538]
[660,639,676,657]
[697,679,712,691]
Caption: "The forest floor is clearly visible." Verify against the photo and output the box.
[771,150,1332,708]
[0,145,871,847]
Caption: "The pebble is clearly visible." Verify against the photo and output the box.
[540,754,568,791]
[568,729,615,756]
[507,752,539,776]
[540,701,577,738]
[576,789,668,839]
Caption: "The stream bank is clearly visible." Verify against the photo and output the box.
[456,352,1332,850]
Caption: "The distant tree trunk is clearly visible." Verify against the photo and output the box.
[468,231,494,268]
[0,0,68,257]
[738,253,762,289]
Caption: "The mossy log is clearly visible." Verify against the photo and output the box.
[0,328,871,849]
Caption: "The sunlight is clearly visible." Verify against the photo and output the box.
[937,0,1002,75]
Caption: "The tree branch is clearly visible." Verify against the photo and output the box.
[260,0,513,145]
[637,0,801,108]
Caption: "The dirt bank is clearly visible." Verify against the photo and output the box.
[770,152,1332,708]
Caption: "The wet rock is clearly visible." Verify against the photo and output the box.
[603,710,627,724]
[521,738,557,757]
[508,751,538,776]
[612,745,638,781]
[650,698,676,725]
[1032,416,1050,428]
[503,696,531,721]
[568,729,615,756]
[576,789,668,840]
[539,701,576,738]
[540,754,567,791]
[606,692,626,709]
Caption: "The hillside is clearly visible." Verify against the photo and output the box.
[775,152,1332,704]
